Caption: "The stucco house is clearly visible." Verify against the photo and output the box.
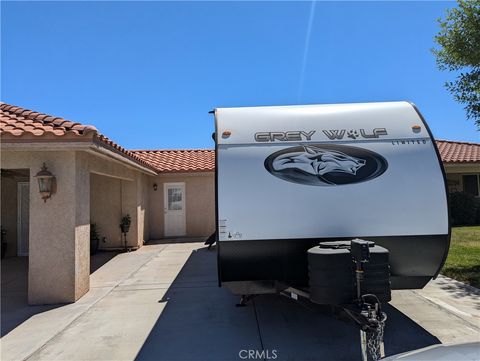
[1,103,214,305]
[1,102,479,305]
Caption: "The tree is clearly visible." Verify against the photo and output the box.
[433,0,480,129]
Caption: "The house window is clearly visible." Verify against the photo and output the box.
[463,175,479,196]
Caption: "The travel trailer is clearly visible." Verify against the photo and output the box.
[212,101,450,301]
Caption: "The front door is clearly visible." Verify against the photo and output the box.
[17,182,30,256]
[164,182,186,237]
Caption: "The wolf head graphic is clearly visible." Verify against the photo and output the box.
[272,145,366,180]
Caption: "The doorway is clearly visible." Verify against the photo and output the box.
[164,182,186,237]
[17,182,30,256]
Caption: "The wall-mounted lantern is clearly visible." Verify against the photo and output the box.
[153,183,158,191]
[35,163,55,202]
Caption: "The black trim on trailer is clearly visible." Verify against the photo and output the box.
[218,234,449,290]
[408,102,451,278]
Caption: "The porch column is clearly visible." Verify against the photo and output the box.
[28,152,90,305]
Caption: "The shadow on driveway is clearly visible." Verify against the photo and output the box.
[1,251,119,337]
[0,257,60,337]
[135,247,440,361]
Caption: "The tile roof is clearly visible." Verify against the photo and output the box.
[132,149,215,173]
[436,140,480,163]
[0,102,156,172]
[1,103,98,139]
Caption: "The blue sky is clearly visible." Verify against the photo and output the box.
[2,1,479,149]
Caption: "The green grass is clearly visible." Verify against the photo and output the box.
[441,226,480,288]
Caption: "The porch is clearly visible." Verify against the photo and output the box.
[0,150,151,305]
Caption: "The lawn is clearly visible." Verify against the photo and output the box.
[441,226,480,288]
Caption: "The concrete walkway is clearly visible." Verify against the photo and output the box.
[1,240,479,361]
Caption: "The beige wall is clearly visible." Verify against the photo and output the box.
[1,150,89,304]
[90,174,122,249]
[74,152,90,300]
[149,173,215,239]
[138,174,150,244]
[86,152,151,249]
[444,164,480,174]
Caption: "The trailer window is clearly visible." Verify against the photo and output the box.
[463,175,479,197]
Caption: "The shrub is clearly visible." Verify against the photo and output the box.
[449,192,478,226]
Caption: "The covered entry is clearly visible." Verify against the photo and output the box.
[0,102,156,305]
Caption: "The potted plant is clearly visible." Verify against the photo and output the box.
[120,214,131,234]
[1,227,7,259]
[120,214,131,251]
[90,224,100,255]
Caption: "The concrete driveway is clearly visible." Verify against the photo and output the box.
[1,240,479,361]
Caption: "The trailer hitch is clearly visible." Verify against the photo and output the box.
[348,239,387,361]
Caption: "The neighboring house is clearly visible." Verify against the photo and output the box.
[1,102,479,305]
[437,140,480,197]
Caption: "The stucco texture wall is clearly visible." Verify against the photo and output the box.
[149,173,215,239]
[1,150,88,304]
[86,153,151,250]
[90,174,123,248]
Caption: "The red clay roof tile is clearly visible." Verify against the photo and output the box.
[132,149,215,173]
[436,140,480,163]
[1,103,98,138]
[1,102,156,172]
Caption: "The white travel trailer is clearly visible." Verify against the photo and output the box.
[212,101,450,299]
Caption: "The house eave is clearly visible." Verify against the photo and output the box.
[1,139,158,176]
[154,170,214,177]
[443,162,480,167]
